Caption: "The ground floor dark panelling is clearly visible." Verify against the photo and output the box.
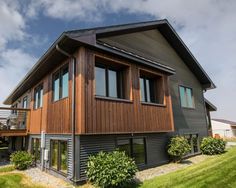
[79,133,169,180]
[28,134,73,181]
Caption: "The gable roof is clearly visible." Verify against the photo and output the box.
[4,19,215,105]
[205,98,217,111]
[212,119,236,125]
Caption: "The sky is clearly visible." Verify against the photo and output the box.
[0,0,235,121]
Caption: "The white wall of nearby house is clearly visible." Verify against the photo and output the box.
[211,120,236,138]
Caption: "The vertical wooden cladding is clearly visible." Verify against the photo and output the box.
[81,48,174,134]
[29,59,72,134]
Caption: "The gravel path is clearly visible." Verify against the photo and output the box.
[21,168,74,188]
[135,154,209,182]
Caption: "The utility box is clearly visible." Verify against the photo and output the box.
[44,149,49,161]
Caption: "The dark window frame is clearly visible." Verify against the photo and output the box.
[31,138,41,164]
[116,137,147,165]
[22,96,28,109]
[34,84,43,109]
[184,133,200,154]
[50,139,68,176]
[52,64,69,102]
[179,85,195,109]
[139,70,164,105]
[95,63,124,99]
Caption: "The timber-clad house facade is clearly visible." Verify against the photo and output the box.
[0,20,216,182]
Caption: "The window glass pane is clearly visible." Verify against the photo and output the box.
[39,88,43,107]
[140,78,145,102]
[62,69,69,98]
[186,88,194,108]
[51,140,58,170]
[108,70,118,98]
[53,75,60,101]
[192,134,199,153]
[23,97,27,109]
[179,86,187,107]
[60,141,68,174]
[35,91,39,109]
[117,139,131,157]
[95,67,106,96]
[146,79,151,102]
[133,138,145,164]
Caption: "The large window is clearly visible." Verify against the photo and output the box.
[179,86,194,108]
[34,85,43,109]
[95,64,124,99]
[117,138,146,165]
[140,71,164,104]
[50,140,68,174]
[31,138,41,164]
[53,65,69,101]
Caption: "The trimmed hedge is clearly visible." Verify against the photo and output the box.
[86,151,138,188]
[10,151,34,170]
[168,136,191,162]
[200,137,226,155]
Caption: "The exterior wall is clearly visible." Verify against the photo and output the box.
[79,48,174,134]
[99,29,208,137]
[28,134,73,181]
[78,133,169,180]
[211,121,236,138]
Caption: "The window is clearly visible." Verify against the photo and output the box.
[140,71,164,104]
[53,65,69,101]
[95,64,124,99]
[50,140,68,174]
[184,134,199,155]
[31,138,41,164]
[117,138,146,165]
[22,96,28,109]
[179,86,194,108]
[12,103,18,114]
[34,85,43,109]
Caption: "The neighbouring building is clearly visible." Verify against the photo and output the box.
[0,19,216,183]
[211,119,236,138]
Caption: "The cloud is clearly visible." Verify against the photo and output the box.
[0,49,37,104]
[0,1,26,50]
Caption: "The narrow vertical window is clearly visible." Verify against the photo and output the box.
[53,73,60,101]
[108,70,118,98]
[95,66,106,96]
[59,141,68,174]
[23,97,28,109]
[62,68,69,98]
[179,86,194,108]
[140,78,145,102]
[51,140,58,170]
[53,65,69,101]
[34,85,43,109]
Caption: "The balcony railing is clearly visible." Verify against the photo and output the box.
[0,107,30,136]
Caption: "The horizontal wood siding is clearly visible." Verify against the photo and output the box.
[82,49,174,134]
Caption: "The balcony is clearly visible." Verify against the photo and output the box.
[0,107,30,137]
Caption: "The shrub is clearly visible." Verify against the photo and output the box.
[200,137,226,155]
[86,150,138,188]
[168,136,191,162]
[10,151,34,170]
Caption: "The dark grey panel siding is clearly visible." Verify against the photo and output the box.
[79,133,169,180]
[100,30,208,137]
[28,134,73,180]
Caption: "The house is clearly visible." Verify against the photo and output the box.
[211,119,236,138]
[0,19,216,183]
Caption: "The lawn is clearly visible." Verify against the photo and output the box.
[140,146,236,188]
[0,166,44,188]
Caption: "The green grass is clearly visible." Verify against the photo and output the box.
[139,147,236,188]
[0,166,15,173]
